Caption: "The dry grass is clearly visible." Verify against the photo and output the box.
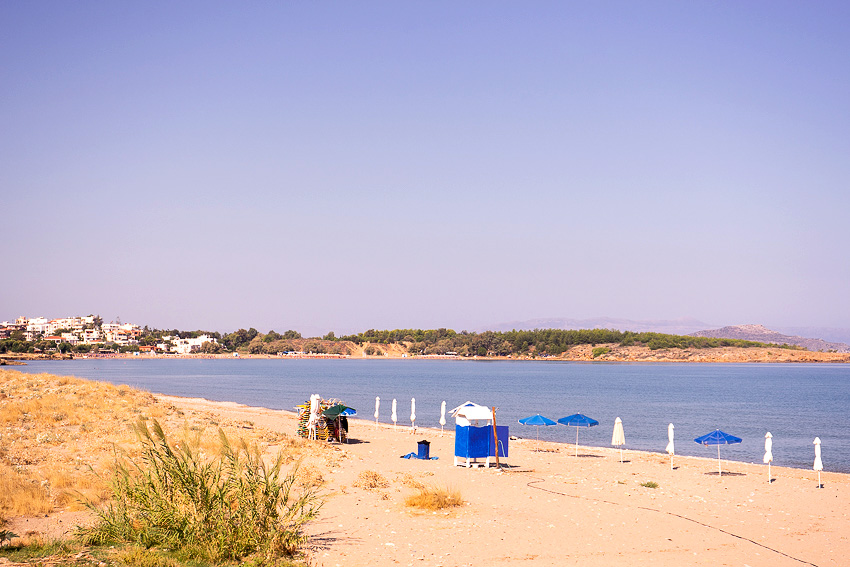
[404,485,464,510]
[0,467,52,518]
[0,370,149,519]
[353,470,390,490]
[295,464,325,488]
[397,473,425,489]
[0,369,318,522]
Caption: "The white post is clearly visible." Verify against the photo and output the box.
[718,444,722,477]
[575,427,579,457]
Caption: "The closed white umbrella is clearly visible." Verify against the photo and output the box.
[764,432,773,483]
[307,394,320,440]
[374,396,380,428]
[666,423,675,470]
[391,399,397,428]
[611,417,626,463]
[410,398,416,432]
[439,401,446,436]
[814,437,823,488]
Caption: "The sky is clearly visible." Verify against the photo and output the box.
[2,2,849,336]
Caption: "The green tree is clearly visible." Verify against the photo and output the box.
[263,330,282,343]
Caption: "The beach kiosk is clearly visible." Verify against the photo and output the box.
[451,401,509,467]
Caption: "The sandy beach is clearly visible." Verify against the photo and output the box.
[151,395,849,567]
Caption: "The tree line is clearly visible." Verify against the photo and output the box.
[329,327,792,357]
[1,324,796,357]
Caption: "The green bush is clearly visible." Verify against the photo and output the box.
[591,347,610,358]
[78,420,320,563]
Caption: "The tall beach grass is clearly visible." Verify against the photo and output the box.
[78,419,321,563]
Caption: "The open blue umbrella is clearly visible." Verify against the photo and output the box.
[694,429,742,476]
[519,414,557,452]
[558,413,599,456]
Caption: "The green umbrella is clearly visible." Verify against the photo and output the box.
[322,404,354,419]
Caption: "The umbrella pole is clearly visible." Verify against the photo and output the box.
[619,447,623,463]
[536,426,540,452]
[575,427,579,457]
[718,444,722,477]
[491,407,500,468]
[768,461,771,484]
[818,471,821,488]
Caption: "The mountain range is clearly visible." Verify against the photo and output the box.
[689,324,850,353]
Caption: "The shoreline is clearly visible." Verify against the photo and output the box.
[5,345,850,364]
[160,393,849,479]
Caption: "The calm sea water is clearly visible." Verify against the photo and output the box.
[14,359,850,473]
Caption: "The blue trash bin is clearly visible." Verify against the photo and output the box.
[417,440,431,459]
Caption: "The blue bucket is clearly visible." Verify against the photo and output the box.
[417,440,431,459]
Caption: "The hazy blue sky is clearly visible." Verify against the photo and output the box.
[3,2,849,335]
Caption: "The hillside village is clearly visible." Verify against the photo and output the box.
[0,315,219,355]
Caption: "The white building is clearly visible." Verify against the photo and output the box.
[24,317,50,341]
[159,335,218,354]
[82,328,102,343]
[102,323,141,345]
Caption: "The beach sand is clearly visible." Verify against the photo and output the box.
[152,395,849,567]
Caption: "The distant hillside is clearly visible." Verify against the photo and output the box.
[482,317,713,336]
[775,326,850,346]
[690,324,850,353]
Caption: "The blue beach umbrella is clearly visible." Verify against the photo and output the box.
[694,429,742,476]
[518,414,557,452]
[557,413,599,457]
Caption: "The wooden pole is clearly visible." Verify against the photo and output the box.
[491,407,500,468]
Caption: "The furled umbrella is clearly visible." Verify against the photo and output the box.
[694,429,742,476]
[518,414,557,452]
[814,437,823,488]
[557,413,599,457]
[666,423,675,470]
[391,399,397,428]
[439,401,446,437]
[307,394,320,440]
[410,398,416,432]
[611,417,626,463]
[374,397,380,429]
[764,432,773,483]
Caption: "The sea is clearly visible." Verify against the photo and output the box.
[13,359,850,473]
